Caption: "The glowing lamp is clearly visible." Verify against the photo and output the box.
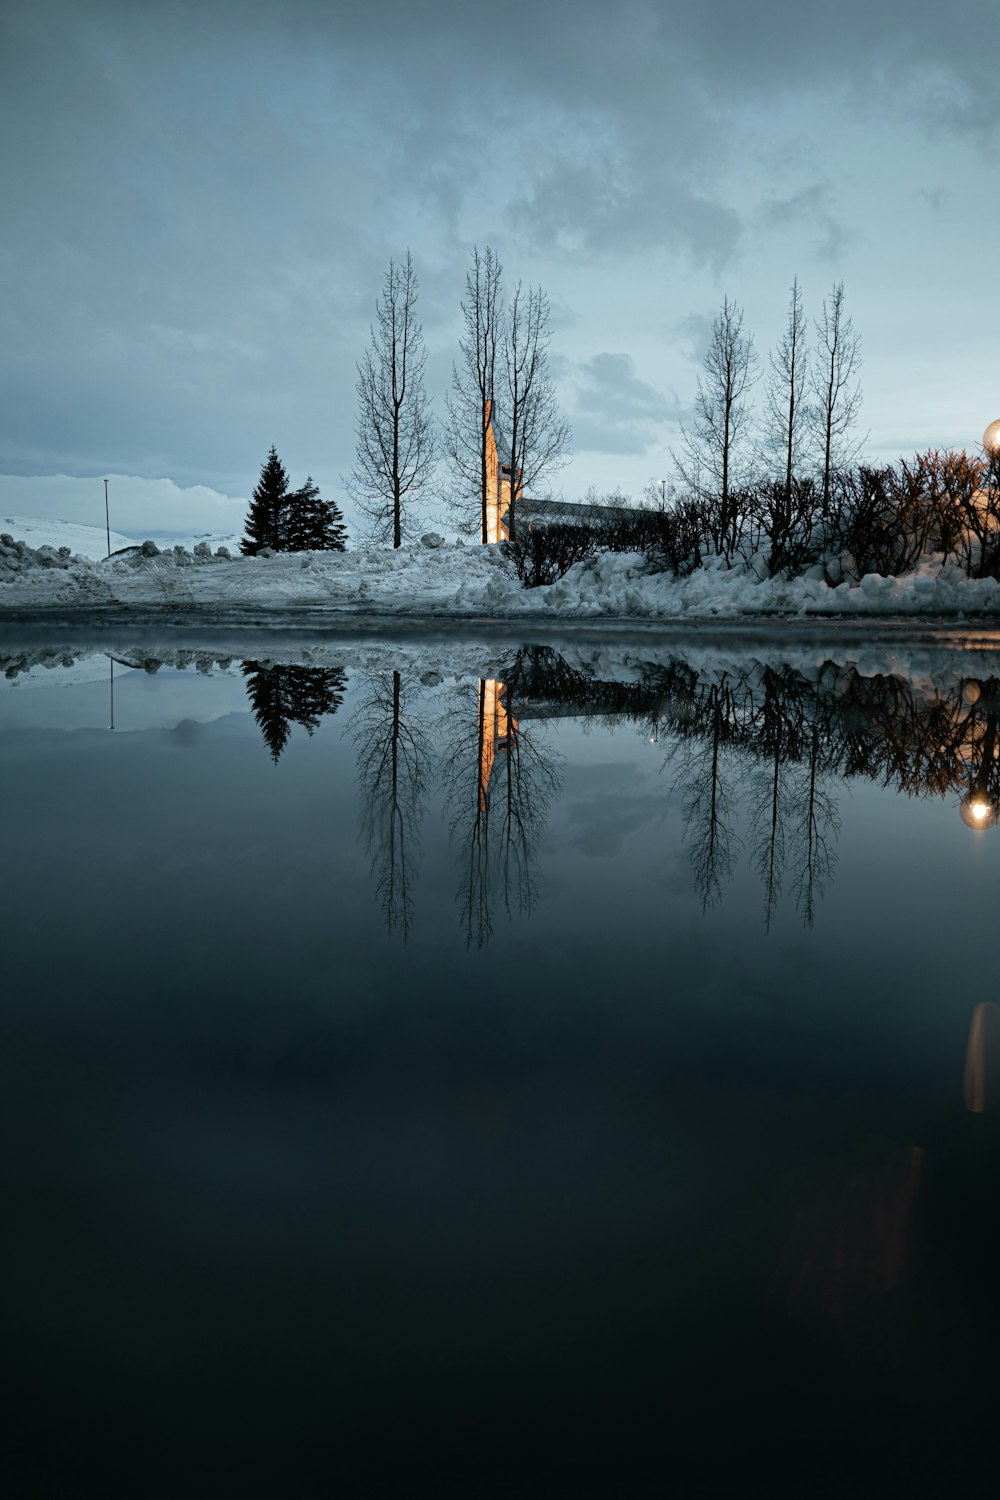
[960,795,998,828]
[984,419,1000,454]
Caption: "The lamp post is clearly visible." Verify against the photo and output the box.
[658,478,667,507]
[103,478,111,558]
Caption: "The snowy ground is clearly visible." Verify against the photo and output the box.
[6,514,1000,623]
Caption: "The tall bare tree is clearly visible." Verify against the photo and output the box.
[497,283,571,539]
[348,252,434,548]
[764,276,809,499]
[812,281,864,510]
[674,296,758,559]
[444,245,503,539]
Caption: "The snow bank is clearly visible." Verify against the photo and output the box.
[5,525,1000,622]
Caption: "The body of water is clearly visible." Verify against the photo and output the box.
[3,630,1000,1495]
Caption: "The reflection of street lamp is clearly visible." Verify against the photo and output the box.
[958,678,1000,827]
[103,478,111,558]
[959,795,997,828]
[964,1001,1000,1112]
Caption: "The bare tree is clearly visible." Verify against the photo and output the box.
[763,276,809,500]
[348,252,434,548]
[812,281,864,510]
[443,245,503,539]
[497,283,571,538]
[674,296,758,559]
[353,668,431,939]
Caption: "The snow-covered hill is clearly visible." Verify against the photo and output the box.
[1,514,139,559]
[1,514,244,560]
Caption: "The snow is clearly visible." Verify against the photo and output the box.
[6,514,1000,622]
[1,514,140,559]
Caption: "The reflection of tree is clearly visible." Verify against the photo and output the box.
[442,656,562,948]
[790,723,840,927]
[352,669,430,940]
[241,661,346,763]
[665,681,743,911]
[744,668,799,928]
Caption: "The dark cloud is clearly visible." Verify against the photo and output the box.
[759,183,856,262]
[0,0,996,513]
[572,354,678,456]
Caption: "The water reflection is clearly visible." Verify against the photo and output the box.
[964,1001,1000,1112]
[8,641,1000,937]
[441,656,562,948]
[6,635,1000,1489]
[352,669,430,941]
[241,660,346,762]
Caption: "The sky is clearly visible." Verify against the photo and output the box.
[1,0,997,539]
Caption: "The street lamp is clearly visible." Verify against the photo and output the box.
[984,419,1000,455]
[658,478,667,506]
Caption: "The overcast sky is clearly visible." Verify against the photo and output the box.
[2,0,997,537]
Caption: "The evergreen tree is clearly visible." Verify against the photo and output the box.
[241,446,290,555]
[242,660,294,761]
[285,476,348,552]
[242,661,347,762]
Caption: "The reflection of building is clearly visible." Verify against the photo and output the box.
[478,679,518,808]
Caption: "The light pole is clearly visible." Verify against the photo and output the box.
[658,478,667,507]
[103,478,111,557]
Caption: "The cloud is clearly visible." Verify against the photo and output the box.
[0,474,246,538]
[758,183,856,262]
[0,0,996,503]
[571,354,679,456]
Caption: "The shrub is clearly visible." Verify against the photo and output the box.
[741,477,824,578]
[502,523,598,588]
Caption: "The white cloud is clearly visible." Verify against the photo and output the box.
[0,474,247,538]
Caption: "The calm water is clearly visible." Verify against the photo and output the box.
[3,630,1000,1495]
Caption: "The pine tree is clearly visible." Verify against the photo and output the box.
[241,446,290,555]
[241,660,294,762]
[241,661,347,762]
[285,476,348,552]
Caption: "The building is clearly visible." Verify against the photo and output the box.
[482,402,521,545]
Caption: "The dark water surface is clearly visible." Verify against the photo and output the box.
[3,631,1000,1496]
